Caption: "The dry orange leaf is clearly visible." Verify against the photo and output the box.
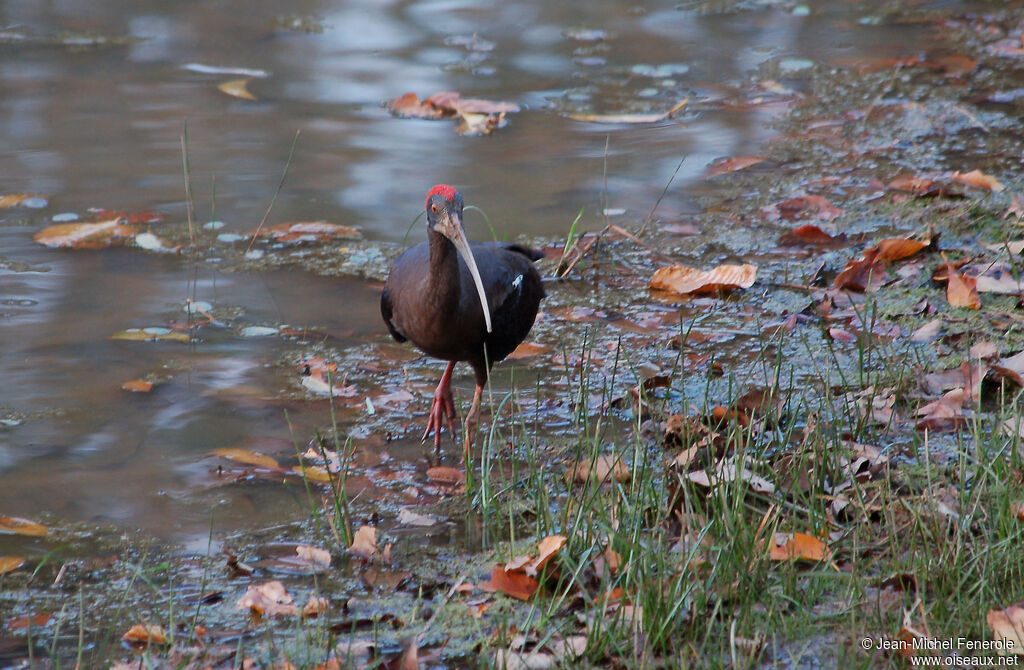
[33,219,137,249]
[485,564,540,601]
[0,517,48,537]
[212,447,280,470]
[122,623,167,646]
[952,169,1004,192]
[121,379,154,393]
[703,155,765,178]
[0,556,26,575]
[235,581,299,617]
[768,195,844,221]
[916,388,967,432]
[888,174,939,195]
[875,238,929,262]
[1013,502,1024,522]
[946,264,980,309]
[650,263,757,295]
[528,534,567,575]
[348,525,378,558]
[986,604,1024,653]
[769,532,831,562]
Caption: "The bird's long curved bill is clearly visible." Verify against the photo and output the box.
[447,221,492,333]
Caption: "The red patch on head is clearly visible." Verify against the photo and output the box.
[426,184,458,209]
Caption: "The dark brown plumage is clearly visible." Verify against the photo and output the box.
[381,185,545,453]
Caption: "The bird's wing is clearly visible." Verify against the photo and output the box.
[380,286,407,343]
[472,243,545,315]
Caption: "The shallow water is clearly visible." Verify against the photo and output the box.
[0,0,968,543]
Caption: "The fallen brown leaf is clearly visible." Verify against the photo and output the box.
[34,219,137,249]
[484,564,539,601]
[122,623,167,646]
[777,224,847,246]
[703,156,765,179]
[235,581,299,617]
[0,556,26,575]
[0,517,48,537]
[832,247,887,292]
[946,263,980,309]
[650,263,757,295]
[987,603,1024,653]
[218,78,256,101]
[768,532,831,562]
[569,455,630,483]
[952,168,1004,192]
[349,525,378,559]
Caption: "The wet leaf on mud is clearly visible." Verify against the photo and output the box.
[300,357,358,397]
[967,262,1024,295]
[986,604,1024,653]
[257,221,361,242]
[121,379,154,393]
[768,532,831,562]
[951,169,1004,192]
[703,156,765,179]
[989,350,1024,387]
[426,466,464,485]
[483,564,539,601]
[0,517,48,537]
[832,247,887,292]
[374,389,415,410]
[110,327,190,342]
[909,319,942,343]
[570,455,630,484]
[567,98,688,124]
[121,623,168,647]
[218,77,256,101]
[0,556,26,575]
[348,525,378,558]
[0,193,47,208]
[302,595,329,618]
[763,195,844,221]
[945,263,980,309]
[650,263,757,295]
[212,447,280,470]
[236,581,300,617]
[294,545,332,569]
[5,612,51,630]
[777,224,847,246]
[874,236,933,262]
[888,174,942,196]
[34,219,137,249]
[397,509,437,527]
[507,341,551,360]
[915,388,967,432]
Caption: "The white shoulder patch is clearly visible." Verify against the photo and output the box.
[512,274,523,288]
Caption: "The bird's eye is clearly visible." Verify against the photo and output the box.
[431,204,439,213]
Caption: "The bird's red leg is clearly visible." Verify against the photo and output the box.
[422,361,458,448]
[463,383,484,460]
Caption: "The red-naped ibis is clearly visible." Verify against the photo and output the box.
[381,185,545,454]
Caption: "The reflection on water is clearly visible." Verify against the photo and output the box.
[0,0,954,539]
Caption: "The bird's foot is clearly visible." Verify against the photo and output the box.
[422,362,458,449]
[462,384,484,461]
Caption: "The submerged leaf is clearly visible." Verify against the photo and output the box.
[34,219,136,249]
[0,517,48,537]
[212,447,280,470]
[567,99,688,124]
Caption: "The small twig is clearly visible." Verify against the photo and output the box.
[638,154,687,237]
[247,129,301,252]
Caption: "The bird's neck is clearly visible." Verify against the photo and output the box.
[427,228,461,309]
